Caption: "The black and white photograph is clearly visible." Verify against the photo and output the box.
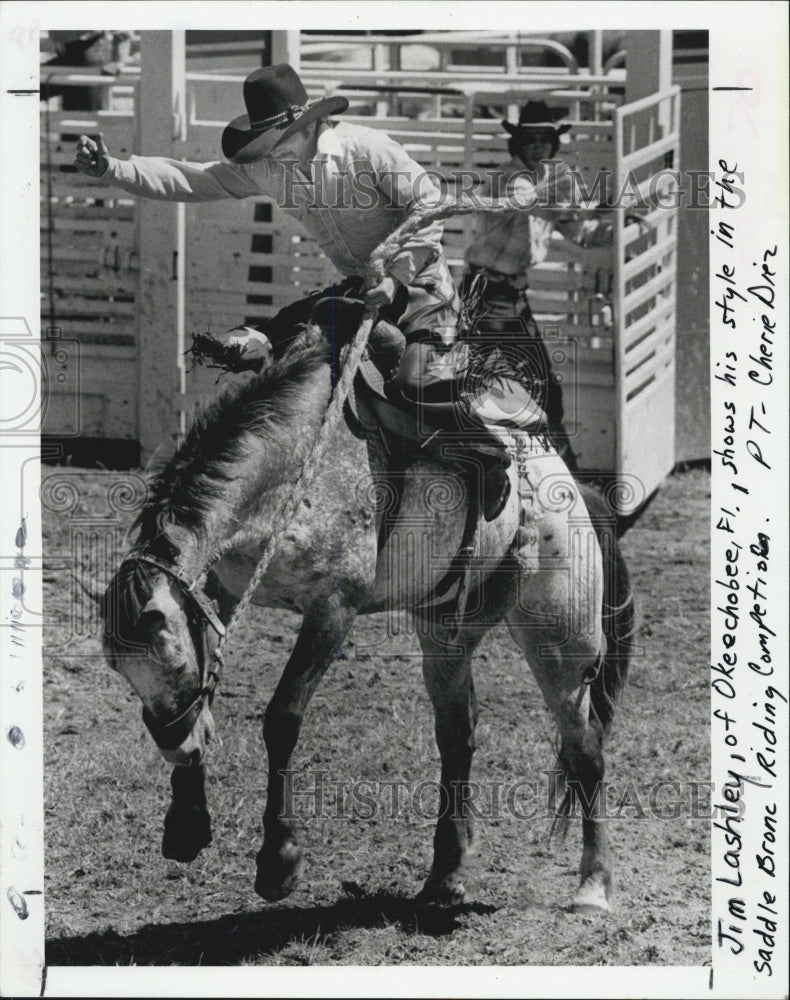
[0,3,787,997]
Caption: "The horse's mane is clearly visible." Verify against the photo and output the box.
[103,339,331,650]
[134,338,331,549]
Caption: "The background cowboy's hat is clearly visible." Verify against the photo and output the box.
[502,100,572,136]
[222,64,349,163]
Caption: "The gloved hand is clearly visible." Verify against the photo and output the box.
[75,133,110,177]
[364,274,401,308]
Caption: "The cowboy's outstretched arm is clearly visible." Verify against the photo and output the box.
[74,133,260,201]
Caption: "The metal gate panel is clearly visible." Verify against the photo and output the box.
[612,86,680,513]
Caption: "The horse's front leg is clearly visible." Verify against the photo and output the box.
[161,570,236,864]
[256,594,357,902]
[162,763,212,862]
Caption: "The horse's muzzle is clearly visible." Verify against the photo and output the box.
[150,705,214,767]
[141,650,223,750]
[143,698,204,751]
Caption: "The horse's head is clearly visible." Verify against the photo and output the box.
[97,340,333,766]
[101,554,224,767]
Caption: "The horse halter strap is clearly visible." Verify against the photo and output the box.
[122,554,226,751]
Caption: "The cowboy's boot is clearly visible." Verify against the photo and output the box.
[367,318,407,382]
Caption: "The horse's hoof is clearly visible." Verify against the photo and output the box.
[162,805,212,863]
[417,876,466,907]
[571,878,611,914]
[162,839,208,864]
[255,843,303,902]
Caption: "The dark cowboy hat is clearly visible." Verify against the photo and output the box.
[502,100,572,137]
[222,64,349,163]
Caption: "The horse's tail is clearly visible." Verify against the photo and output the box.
[550,482,635,840]
[581,483,635,735]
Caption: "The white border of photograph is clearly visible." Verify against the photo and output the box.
[1,2,787,997]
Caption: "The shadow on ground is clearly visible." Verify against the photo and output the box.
[46,890,498,965]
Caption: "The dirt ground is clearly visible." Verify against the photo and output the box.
[42,464,711,967]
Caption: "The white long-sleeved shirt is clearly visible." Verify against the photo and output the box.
[101,119,446,287]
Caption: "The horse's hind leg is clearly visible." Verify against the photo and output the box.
[415,576,513,905]
[507,611,611,912]
[255,594,357,902]
[505,474,611,912]
[415,625,482,905]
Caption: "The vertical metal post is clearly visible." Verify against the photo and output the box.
[505,41,518,74]
[612,103,626,479]
[373,43,391,118]
[588,30,604,121]
[625,31,672,140]
[624,30,672,102]
[505,41,519,122]
[136,31,186,463]
[588,30,604,75]
[461,92,475,244]
[271,31,300,70]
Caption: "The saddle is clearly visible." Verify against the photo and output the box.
[342,319,514,522]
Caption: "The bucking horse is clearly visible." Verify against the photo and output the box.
[96,199,635,913]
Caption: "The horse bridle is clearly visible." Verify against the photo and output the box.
[121,554,226,750]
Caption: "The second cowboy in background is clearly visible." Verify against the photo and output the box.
[464,101,621,472]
